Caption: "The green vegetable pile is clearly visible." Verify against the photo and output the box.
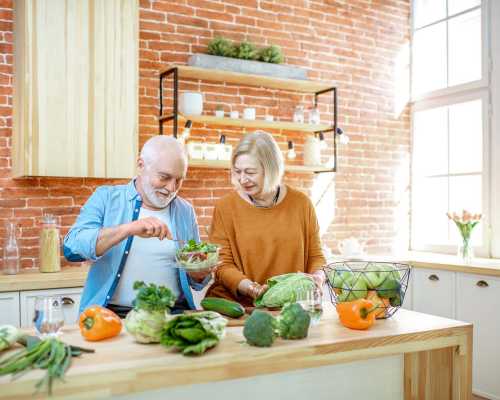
[243,303,311,347]
[176,240,219,271]
[327,263,405,309]
[255,273,316,308]
[125,281,176,344]
[160,311,227,355]
[0,335,94,395]
[179,239,218,254]
[0,325,21,352]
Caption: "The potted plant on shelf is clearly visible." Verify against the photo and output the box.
[188,37,306,80]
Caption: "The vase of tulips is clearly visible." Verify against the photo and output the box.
[446,210,482,264]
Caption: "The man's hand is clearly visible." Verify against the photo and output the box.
[127,217,173,240]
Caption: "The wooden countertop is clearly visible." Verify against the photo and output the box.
[0,266,89,292]
[0,304,472,399]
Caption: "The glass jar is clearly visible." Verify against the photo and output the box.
[309,106,320,125]
[293,106,305,123]
[3,222,20,275]
[39,215,61,273]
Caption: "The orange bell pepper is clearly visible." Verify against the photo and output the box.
[79,305,122,341]
[336,298,376,330]
[366,290,391,319]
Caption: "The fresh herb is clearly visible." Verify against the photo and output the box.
[180,239,217,253]
[0,335,94,395]
[132,281,176,312]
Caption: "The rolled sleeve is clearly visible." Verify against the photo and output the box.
[63,187,108,262]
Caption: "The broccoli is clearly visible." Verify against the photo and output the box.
[243,310,278,347]
[278,303,311,340]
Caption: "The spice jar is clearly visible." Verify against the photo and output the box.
[39,214,61,273]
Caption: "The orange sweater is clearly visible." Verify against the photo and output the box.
[207,186,326,305]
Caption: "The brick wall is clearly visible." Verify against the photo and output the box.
[0,0,411,270]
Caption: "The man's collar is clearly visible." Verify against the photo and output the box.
[126,179,142,202]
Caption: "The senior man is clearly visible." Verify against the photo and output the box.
[64,136,211,317]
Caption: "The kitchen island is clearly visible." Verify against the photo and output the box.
[0,304,472,400]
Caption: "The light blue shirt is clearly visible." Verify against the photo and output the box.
[63,180,202,312]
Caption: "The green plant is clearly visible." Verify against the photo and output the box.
[243,310,278,347]
[278,303,311,340]
[235,41,258,60]
[258,45,284,64]
[207,36,235,57]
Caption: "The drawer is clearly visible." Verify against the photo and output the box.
[0,291,20,327]
[412,268,455,319]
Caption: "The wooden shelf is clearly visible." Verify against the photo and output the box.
[159,113,331,133]
[161,65,334,93]
[187,159,333,173]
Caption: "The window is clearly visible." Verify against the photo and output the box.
[410,0,494,256]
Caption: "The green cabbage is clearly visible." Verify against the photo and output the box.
[255,273,315,308]
[124,309,165,343]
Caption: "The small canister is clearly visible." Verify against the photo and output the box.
[303,135,322,166]
[39,214,61,273]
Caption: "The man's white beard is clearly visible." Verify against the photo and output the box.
[142,175,176,209]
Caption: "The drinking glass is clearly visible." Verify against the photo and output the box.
[33,296,64,338]
[296,287,323,325]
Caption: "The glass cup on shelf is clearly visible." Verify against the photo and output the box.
[33,296,65,338]
[296,287,323,325]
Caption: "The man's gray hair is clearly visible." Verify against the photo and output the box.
[140,135,186,167]
[232,131,284,194]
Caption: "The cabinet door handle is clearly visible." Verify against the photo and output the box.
[61,297,75,305]
[476,280,489,288]
[428,274,439,281]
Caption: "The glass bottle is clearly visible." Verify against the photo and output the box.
[39,215,61,273]
[293,106,305,123]
[309,106,320,125]
[3,222,20,275]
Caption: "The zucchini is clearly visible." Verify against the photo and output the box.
[201,297,245,318]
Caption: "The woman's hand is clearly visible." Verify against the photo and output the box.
[238,279,268,299]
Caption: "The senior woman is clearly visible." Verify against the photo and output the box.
[207,131,326,306]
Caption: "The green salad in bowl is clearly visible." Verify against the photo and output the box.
[175,240,219,271]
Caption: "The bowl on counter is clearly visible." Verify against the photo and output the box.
[175,245,219,272]
[323,261,411,319]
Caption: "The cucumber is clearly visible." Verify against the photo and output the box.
[201,297,245,318]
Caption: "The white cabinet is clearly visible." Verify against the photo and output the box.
[412,268,455,319]
[20,287,82,329]
[0,291,20,327]
[457,273,500,400]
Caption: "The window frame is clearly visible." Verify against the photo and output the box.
[410,0,494,257]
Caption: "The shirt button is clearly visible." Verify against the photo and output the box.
[125,251,129,255]
[106,296,110,300]
[117,274,121,278]
[135,209,139,212]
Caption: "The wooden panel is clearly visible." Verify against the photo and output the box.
[171,113,331,132]
[0,266,88,293]
[161,65,334,93]
[13,0,138,178]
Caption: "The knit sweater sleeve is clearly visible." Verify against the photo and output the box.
[209,203,247,297]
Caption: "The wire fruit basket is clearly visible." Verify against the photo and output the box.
[323,261,411,319]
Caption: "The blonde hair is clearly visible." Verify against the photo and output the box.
[232,131,284,194]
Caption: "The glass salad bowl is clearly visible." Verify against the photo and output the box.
[175,240,219,272]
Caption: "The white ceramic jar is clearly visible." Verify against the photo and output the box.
[179,92,203,115]
[303,136,322,166]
